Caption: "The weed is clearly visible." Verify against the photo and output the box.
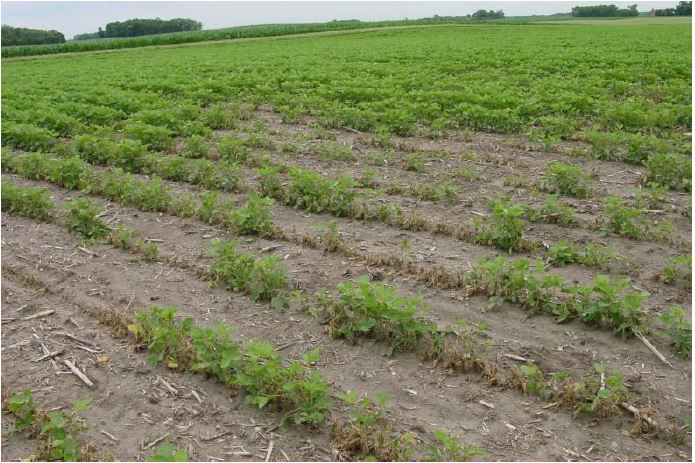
[227,194,274,236]
[47,156,92,190]
[2,122,56,151]
[411,182,443,202]
[404,153,425,172]
[660,254,691,286]
[650,220,675,242]
[440,181,460,203]
[540,161,592,198]
[209,240,255,292]
[74,135,116,165]
[199,191,222,224]
[65,198,109,241]
[367,149,393,166]
[134,177,171,212]
[8,152,49,180]
[218,135,248,163]
[1,183,54,219]
[503,174,527,188]
[643,152,691,192]
[474,197,525,253]
[374,126,392,148]
[256,165,285,200]
[280,141,299,154]
[314,141,354,162]
[135,240,159,262]
[146,442,189,462]
[109,223,134,250]
[247,132,274,150]
[169,193,199,218]
[602,196,647,239]
[358,168,378,188]
[659,306,692,359]
[321,221,344,253]
[287,168,356,216]
[633,183,668,209]
[546,241,581,266]
[203,103,237,129]
[249,254,289,305]
[183,135,208,159]
[451,167,481,182]
[526,194,578,227]
[217,160,243,192]
[124,122,173,151]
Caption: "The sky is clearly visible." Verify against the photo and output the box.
[2,1,683,39]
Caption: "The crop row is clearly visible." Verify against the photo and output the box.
[1,253,483,462]
[4,390,187,462]
[5,145,688,281]
[2,155,689,353]
[3,23,691,188]
[3,180,690,381]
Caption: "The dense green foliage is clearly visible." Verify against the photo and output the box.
[129,306,331,426]
[571,4,639,17]
[2,17,474,58]
[102,18,202,38]
[317,276,434,356]
[1,25,65,46]
[1,183,54,219]
[471,10,505,20]
[654,1,692,16]
[467,257,650,339]
[74,18,203,41]
[3,23,690,194]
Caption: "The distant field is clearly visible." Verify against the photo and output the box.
[4,15,689,58]
[543,16,692,25]
[1,17,472,57]
[2,22,692,462]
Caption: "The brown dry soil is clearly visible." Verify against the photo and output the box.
[1,110,692,462]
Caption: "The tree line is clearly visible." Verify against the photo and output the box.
[74,18,202,40]
[571,4,639,17]
[653,1,692,16]
[471,10,505,20]
[1,25,65,46]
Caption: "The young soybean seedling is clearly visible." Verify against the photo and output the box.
[146,442,189,462]
[5,389,36,433]
[427,429,485,462]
